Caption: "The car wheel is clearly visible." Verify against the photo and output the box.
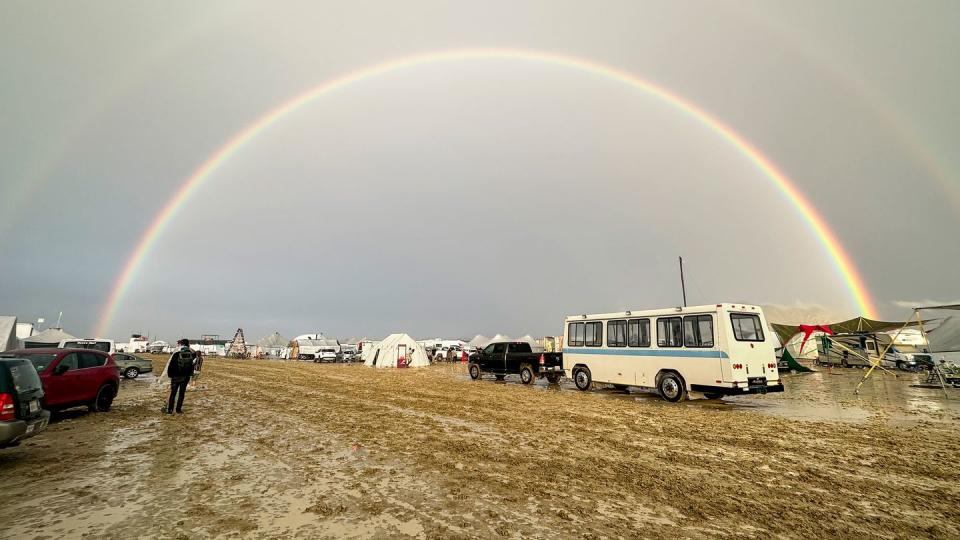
[124,367,140,379]
[90,384,116,412]
[573,367,591,391]
[494,374,506,381]
[896,361,907,371]
[657,372,687,403]
[519,365,535,385]
[469,364,481,380]
[546,373,561,385]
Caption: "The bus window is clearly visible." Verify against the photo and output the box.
[657,317,683,347]
[683,315,714,348]
[730,313,765,342]
[584,322,603,347]
[568,322,585,347]
[627,319,650,347]
[607,320,627,347]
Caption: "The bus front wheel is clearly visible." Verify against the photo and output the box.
[657,372,687,402]
[573,367,592,391]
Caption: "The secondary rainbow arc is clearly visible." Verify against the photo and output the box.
[94,48,877,336]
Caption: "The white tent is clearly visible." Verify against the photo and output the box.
[257,332,288,357]
[0,317,18,352]
[363,333,429,368]
[490,334,512,343]
[23,328,76,348]
[467,334,490,348]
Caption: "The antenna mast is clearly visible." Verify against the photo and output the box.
[679,257,687,307]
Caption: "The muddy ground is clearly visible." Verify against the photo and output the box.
[1,357,958,538]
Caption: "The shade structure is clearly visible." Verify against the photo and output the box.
[363,333,429,368]
[22,328,76,348]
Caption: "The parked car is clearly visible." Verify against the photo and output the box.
[0,357,50,448]
[113,352,154,379]
[433,345,464,362]
[468,341,564,384]
[2,349,119,412]
[314,348,338,363]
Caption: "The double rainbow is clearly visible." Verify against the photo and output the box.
[94,48,877,336]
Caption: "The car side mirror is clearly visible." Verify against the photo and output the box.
[54,363,70,375]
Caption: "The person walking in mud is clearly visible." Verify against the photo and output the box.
[166,338,197,414]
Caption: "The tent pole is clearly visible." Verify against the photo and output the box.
[914,308,949,399]
[854,317,910,395]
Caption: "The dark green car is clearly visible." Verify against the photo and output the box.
[113,353,154,379]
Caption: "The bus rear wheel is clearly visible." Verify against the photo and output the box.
[657,372,687,402]
[573,367,592,391]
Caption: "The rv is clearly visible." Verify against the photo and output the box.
[563,304,783,401]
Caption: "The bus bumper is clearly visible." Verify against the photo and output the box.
[690,383,784,396]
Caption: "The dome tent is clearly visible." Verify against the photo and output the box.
[257,332,288,358]
[363,333,429,368]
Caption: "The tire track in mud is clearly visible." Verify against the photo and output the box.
[207,360,960,538]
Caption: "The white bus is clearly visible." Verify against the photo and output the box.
[563,304,783,401]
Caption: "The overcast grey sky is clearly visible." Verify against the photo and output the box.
[1,1,957,342]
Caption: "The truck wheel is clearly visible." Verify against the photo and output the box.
[89,384,116,412]
[704,392,724,400]
[495,374,506,381]
[573,367,591,391]
[612,384,629,392]
[546,373,561,385]
[657,372,687,403]
[469,364,482,380]
[519,365,535,385]
[124,367,139,379]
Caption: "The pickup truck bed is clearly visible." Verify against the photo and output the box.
[468,342,563,384]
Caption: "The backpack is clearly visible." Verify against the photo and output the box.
[169,350,196,377]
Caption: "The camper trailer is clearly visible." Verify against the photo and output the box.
[816,332,920,370]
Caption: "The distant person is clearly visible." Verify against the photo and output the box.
[166,338,197,414]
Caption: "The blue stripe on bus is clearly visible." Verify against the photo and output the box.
[563,347,728,359]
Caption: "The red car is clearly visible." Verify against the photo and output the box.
[2,349,119,412]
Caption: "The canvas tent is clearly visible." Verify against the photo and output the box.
[0,317,18,352]
[257,333,288,358]
[468,335,490,348]
[490,334,512,343]
[23,328,76,348]
[363,333,429,368]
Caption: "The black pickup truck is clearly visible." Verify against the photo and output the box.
[468,342,564,384]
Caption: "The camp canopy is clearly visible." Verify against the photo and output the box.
[0,317,18,352]
[22,328,76,348]
[771,316,923,347]
[363,333,429,368]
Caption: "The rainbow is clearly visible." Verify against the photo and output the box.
[94,48,877,336]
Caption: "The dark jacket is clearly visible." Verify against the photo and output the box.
[167,348,197,380]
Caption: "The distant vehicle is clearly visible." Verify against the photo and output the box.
[468,342,564,384]
[433,345,464,362]
[112,352,154,379]
[0,357,50,448]
[3,349,119,412]
[816,333,918,370]
[314,348,338,363]
[147,341,168,354]
[563,304,783,402]
[116,334,149,353]
[58,338,115,355]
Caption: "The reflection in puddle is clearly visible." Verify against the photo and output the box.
[456,365,960,425]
